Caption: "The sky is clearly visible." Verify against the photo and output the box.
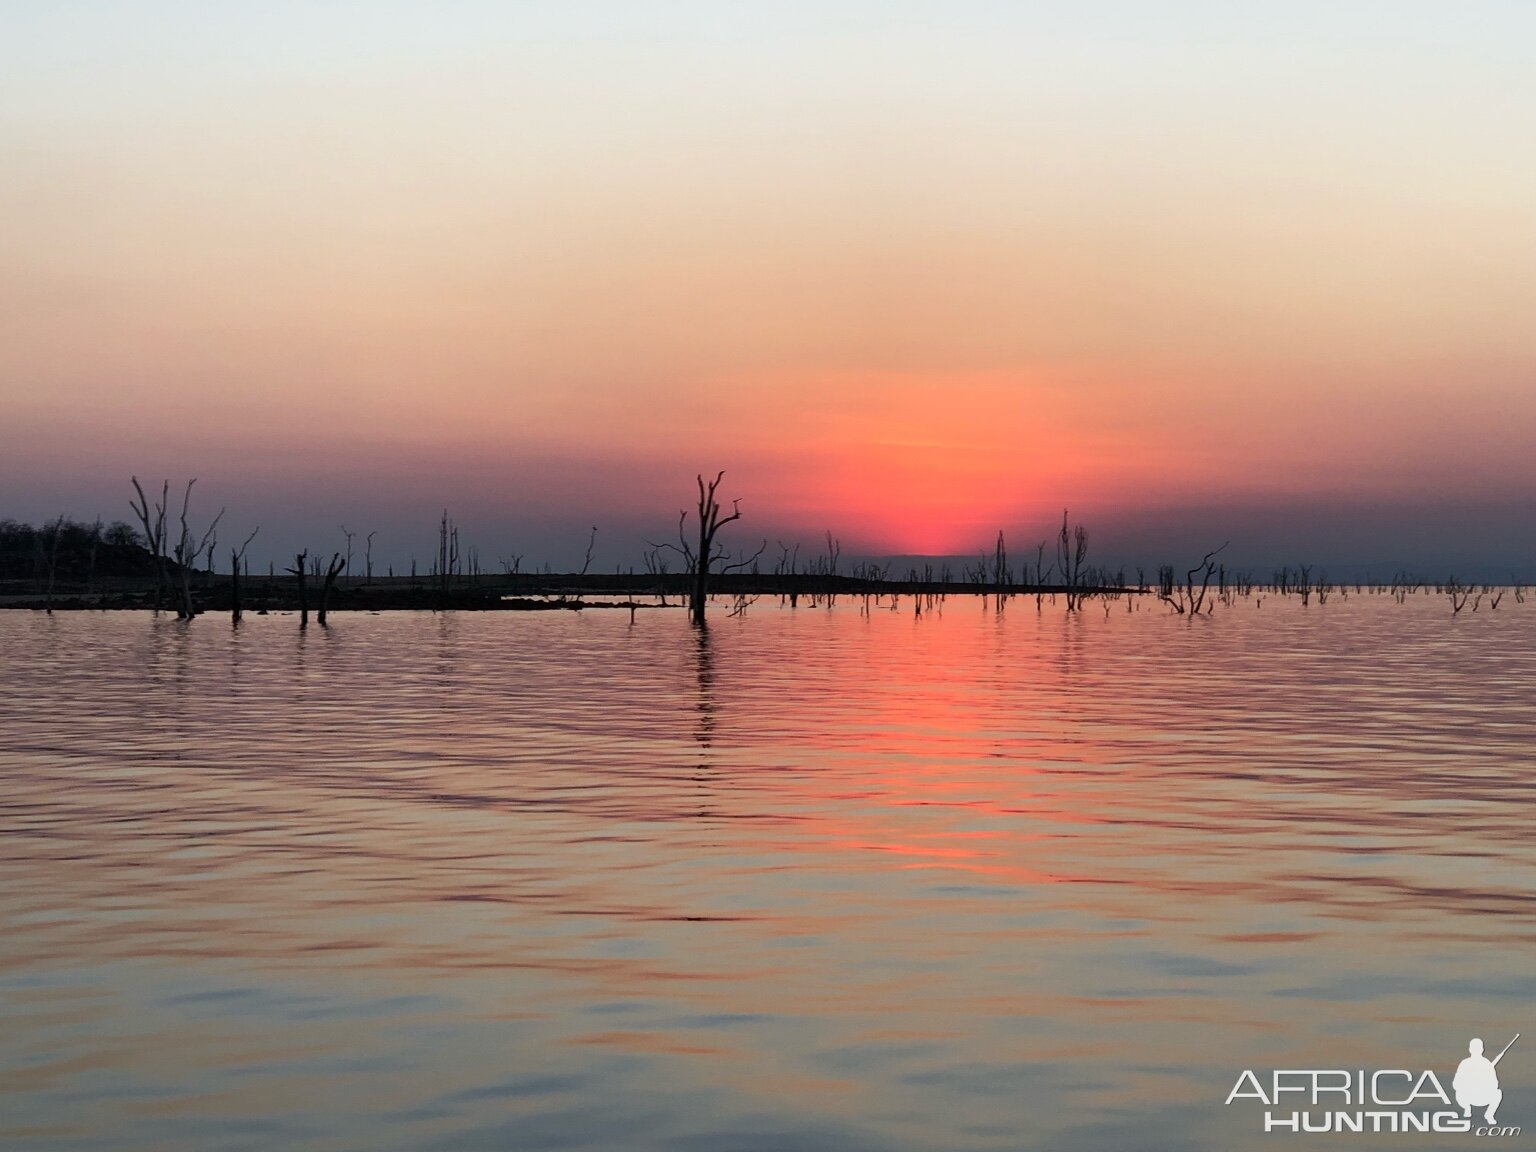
[2,2,1534,577]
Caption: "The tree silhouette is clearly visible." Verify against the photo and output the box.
[650,471,763,626]
[286,551,309,628]
[1056,509,1089,612]
[128,477,170,612]
[230,527,259,625]
[317,553,347,625]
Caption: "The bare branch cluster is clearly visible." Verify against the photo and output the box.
[1158,543,1229,616]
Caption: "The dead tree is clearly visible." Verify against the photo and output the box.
[1056,510,1090,611]
[230,527,259,625]
[1295,564,1314,606]
[317,553,347,625]
[561,525,599,604]
[365,531,377,585]
[1446,576,1475,615]
[1158,543,1229,615]
[437,511,459,601]
[287,551,310,628]
[774,540,803,607]
[643,547,670,605]
[170,480,224,620]
[688,474,741,624]
[649,471,757,626]
[40,515,65,613]
[581,526,597,575]
[129,477,171,612]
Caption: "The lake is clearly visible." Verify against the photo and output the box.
[2,596,1532,1150]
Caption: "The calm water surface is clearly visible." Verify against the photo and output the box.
[2,598,1532,1150]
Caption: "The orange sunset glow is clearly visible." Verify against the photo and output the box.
[2,3,1534,574]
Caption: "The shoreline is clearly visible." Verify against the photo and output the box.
[0,575,1144,614]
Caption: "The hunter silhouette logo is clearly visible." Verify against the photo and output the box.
[1225,1033,1521,1136]
[1456,1035,1517,1126]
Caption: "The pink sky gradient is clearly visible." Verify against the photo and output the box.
[2,4,1534,573]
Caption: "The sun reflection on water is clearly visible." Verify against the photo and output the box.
[1,599,1533,1150]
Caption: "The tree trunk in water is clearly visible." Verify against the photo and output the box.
[290,554,308,629]
[178,566,196,620]
[318,554,345,626]
[691,510,710,625]
[690,562,709,625]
